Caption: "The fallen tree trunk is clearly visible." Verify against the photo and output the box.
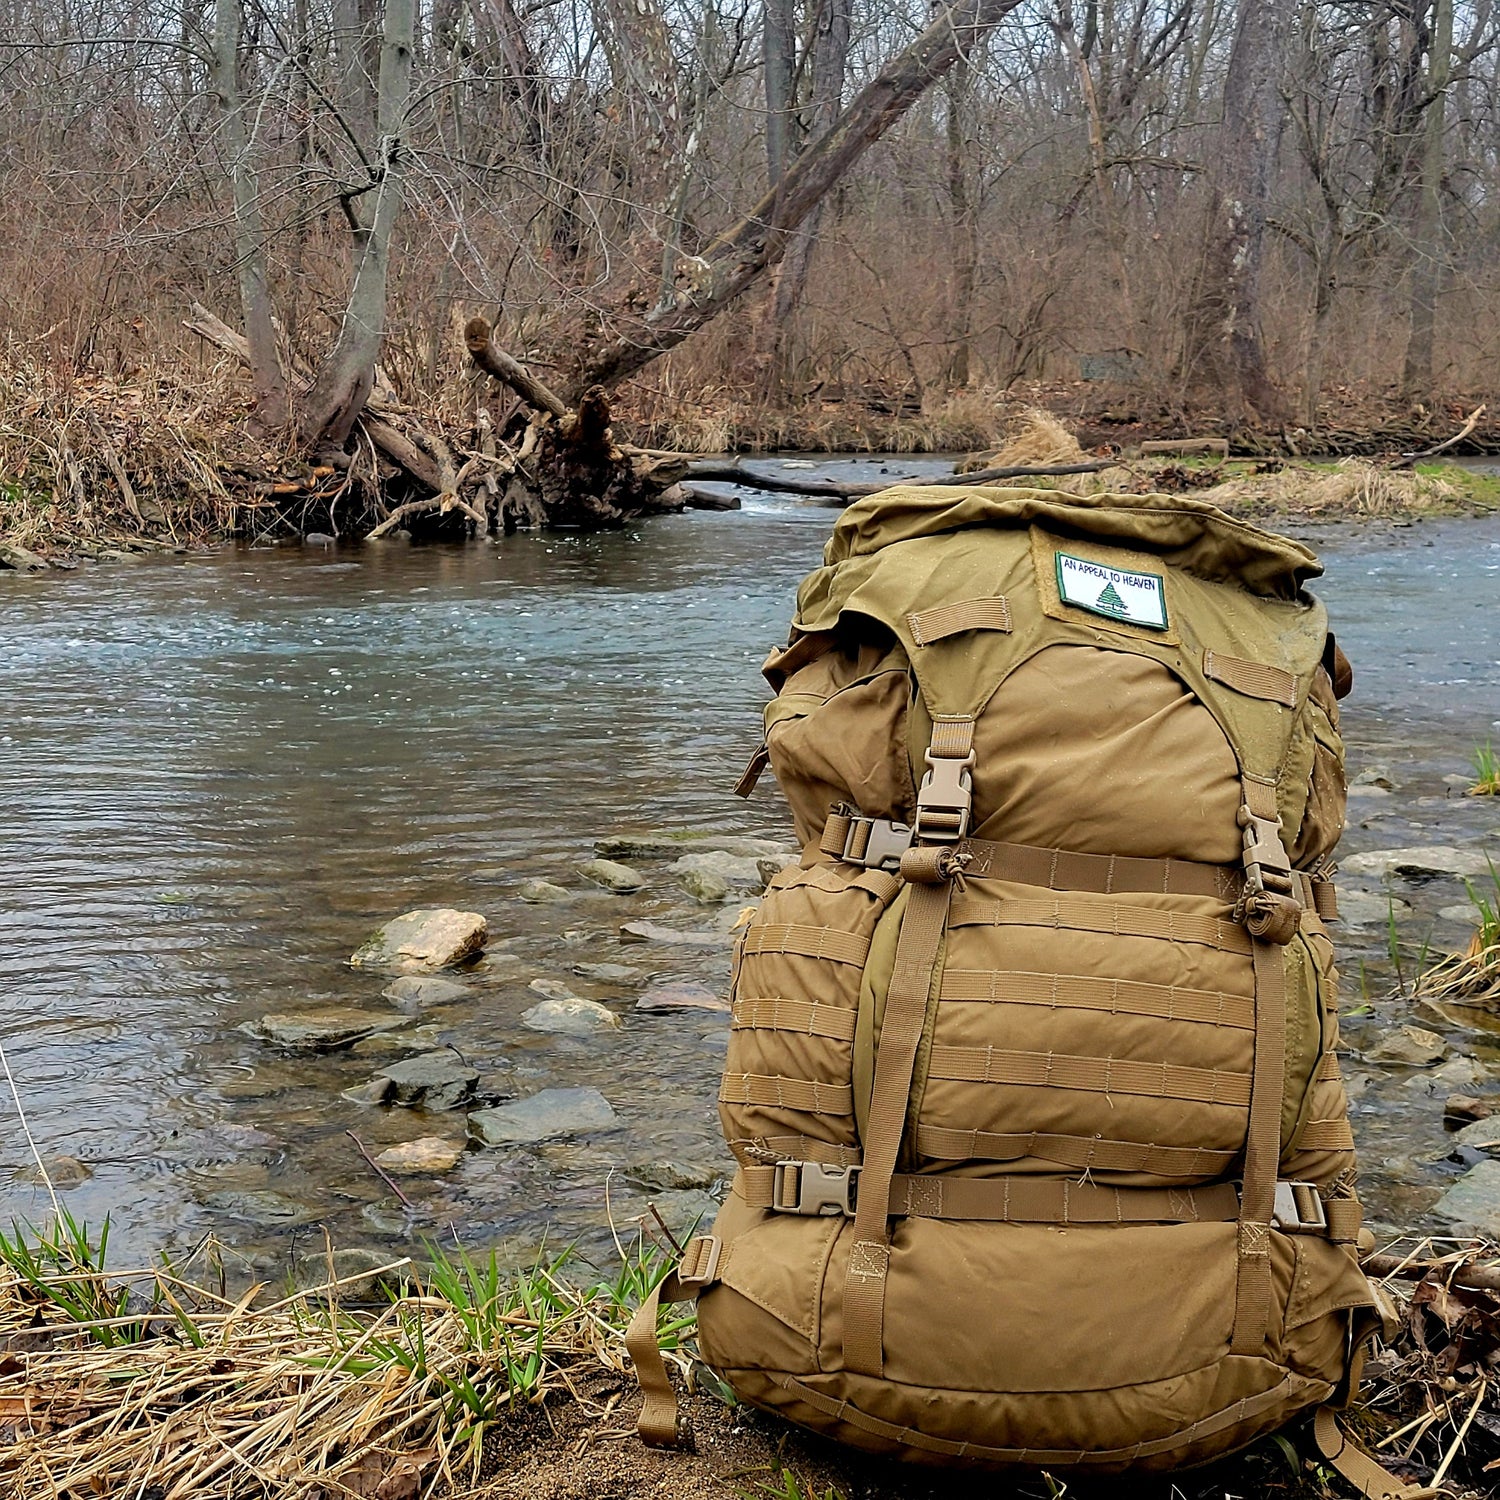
[678,457,1113,503]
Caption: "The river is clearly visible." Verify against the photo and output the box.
[2,460,1498,1275]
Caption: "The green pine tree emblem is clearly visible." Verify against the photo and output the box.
[1095,580,1127,615]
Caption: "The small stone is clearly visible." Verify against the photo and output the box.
[202,1188,315,1226]
[1347,785,1392,800]
[1367,1024,1448,1067]
[636,981,729,1014]
[578,858,646,893]
[350,1025,446,1058]
[521,997,622,1035]
[242,1008,411,1052]
[374,1136,466,1174]
[1352,768,1396,789]
[468,1087,619,1145]
[518,878,572,903]
[1339,847,1493,882]
[628,1159,723,1191]
[528,977,577,1001]
[678,868,730,903]
[668,851,768,902]
[361,1198,411,1234]
[375,1054,480,1111]
[1446,1095,1499,1128]
[381,976,472,1010]
[595,832,791,861]
[619,920,721,947]
[572,962,642,984]
[1432,1159,1500,1234]
[350,909,487,972]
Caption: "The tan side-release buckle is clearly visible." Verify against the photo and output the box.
[674,1234,722,1288]
[1272,1181,1328,1233]
[1238,804,1303,942]
[772,1161,860,1216]
[842,815,914,870]
[914,749,975,842]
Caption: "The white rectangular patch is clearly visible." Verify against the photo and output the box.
[1054,551,1168,631]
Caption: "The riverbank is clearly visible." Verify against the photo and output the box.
[1,1219,1495,1499]
[2,350,1497,564]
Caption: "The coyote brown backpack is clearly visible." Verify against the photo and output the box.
[628,487,1420,1496]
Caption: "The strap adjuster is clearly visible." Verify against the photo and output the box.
[772,1160,860,1216]
[842,815,914,870]
[1272,1181,1328,1234]
[675,1234,722,1287]
[914,749,975,843]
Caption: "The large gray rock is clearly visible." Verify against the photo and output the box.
[578,858,646,893]
[350,909,487,972]
[668,850,767,903]
[381,976,472,1010]
[1451,1115,1500,1157]
[1340,847,1494,881]
[1432,1159,1500,1234]
[372,1053,480,1111]
[596,832,792,862]
[0,543,50,572]
[468,1087,619,1145]
[521,996,622,1035]
[1336,890,1413,927]
[620,920,721,947]
[518,878,572,904]
[1367,1024,1448,1067]
[628,1158,724,1191]
[636,981,729,1014]
[241,1008,411,1052]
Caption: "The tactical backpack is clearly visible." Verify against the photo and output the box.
[628,487,1421,1497]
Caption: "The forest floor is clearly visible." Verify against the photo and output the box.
[1,350,1498,564]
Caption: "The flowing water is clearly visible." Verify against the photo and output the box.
[1,459,1498,1276]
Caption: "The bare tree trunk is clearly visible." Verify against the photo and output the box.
[211,0,288,427]
[1402,0,1453,400]
[575,0,1023,396]
[944,55,977,387]
[303,0,415,448]
[1183,0,1291,426]
[764,0,795,188]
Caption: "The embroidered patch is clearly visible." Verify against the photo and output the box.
[1055,551,1168,630]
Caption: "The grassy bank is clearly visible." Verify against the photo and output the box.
[1,1213,1496,1499]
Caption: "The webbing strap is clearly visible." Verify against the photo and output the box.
[738,1166,1239,1223]
[733,742,770,798]
[732,996,858,1042]
[719,1071,854,1115]
[739,923,870,967]
[926,1045,1252,1107]
[914,1125,1237,1177]
[906,595,1013,646]
[959,838,1243,901]
[949,895,1255,955]
[938,968,1255,1030]
[1232,776,1291,1356]
[1203,649,1299,707]
[840,717,973,1379]
[1297,1117,1356,1151]
[1313,1408,1440,1499]
[1310,877,1339,921]
[730,1134,862,1168]
[781,1372,1326,1465]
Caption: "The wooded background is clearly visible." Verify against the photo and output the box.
[0,1,1491,444]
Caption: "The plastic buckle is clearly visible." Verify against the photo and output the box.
[675,1235,722,1287]
[1273,1181,1328,1233]
[843,816,914,871]
[772,1161,860,1216]
[1239,807,1296,898]
[914,750,976,843]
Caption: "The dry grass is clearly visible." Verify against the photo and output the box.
[957,406,1088,470]
[1418,862,1500,1007]
[1195,458,1466,517]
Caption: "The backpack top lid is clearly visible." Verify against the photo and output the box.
[822,485,1323,599]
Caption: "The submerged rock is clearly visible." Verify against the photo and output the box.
[19,1155,92,1188]
[636,981,729,1014]
[1432,1159,1500,1234]
[668,850,767,903]
[374,1136,467,1174]
[572,961,642,984]
[202,1188,315,1226]
[577,858,645,893]
[528,977,577,1001]
[1340,847,1493,881]
[1451,1116,1500,1157]
[521,996,622,1035]
[596,832,792,861]
[372,1053,480,1111]
[242,1008,411,1052]
[1367,1024,1448,1067]
[381,976,472,1010]
[619,919,721,947]
[350,909,488,972]
[349,1025,446,1058]
[627,1159,723,1192]
[468,1087,619,1145]
[1336,890,1412,927]
[518,878,571,903]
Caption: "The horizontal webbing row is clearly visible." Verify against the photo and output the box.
[778,1373,1321,1466]
[731,1134,862,1169]
[1203,649,1299,708]
[719,1071,853,1116]
[926,1044,1253,1107]
[732,996,858,1042]
[737,1165,1241,1224]
[949,895,1255,955]
[958,839,1244,901]
[1295,1118,1356,1151]
[938,968,1255,1030]
[906,595,1013,646]
[738,923,870,967]
[914,1125,1238,1177]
